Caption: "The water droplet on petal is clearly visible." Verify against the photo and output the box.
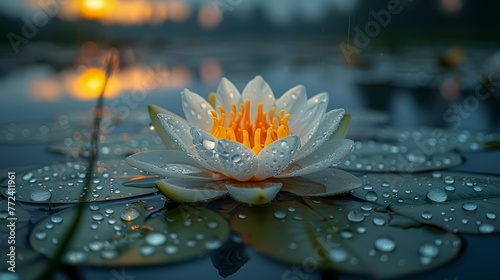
[486,212,497,220]
[207,221,219,229]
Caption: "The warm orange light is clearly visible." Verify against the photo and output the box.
[68,68,120,100]
[198,4,221,29]
[200,59,222,84]
[79,0,115,20]
[168,0,190,23]
[29,79,62,102]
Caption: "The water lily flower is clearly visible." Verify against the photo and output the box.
[126,76,361,204]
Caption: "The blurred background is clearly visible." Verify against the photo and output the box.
[1,0,500,168]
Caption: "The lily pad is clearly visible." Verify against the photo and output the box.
[0,159,158,203]
[334,141,463,172]
[48,128,163,158]
[230,198,461,278]
[0,121,72,145]
[30,201,230,266]
[377,127,500,152]
[351,172,500,234]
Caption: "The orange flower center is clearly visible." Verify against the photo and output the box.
[208,94,291,155]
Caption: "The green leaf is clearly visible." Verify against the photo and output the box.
[230,198,461,278]
[330,113,350,140]
[351,172,500,234]
[30,200,230,266]
[334,141,463,172]
[148,104,183,150]
[1,160,158,203]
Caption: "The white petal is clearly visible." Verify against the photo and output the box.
[226,182,282,205]
[216,139,257,181]
[190,127,226,174]
[157,178,228,202]
[241,75,276,122]
[254,135,300,180]
[277,139,354,178]
[216,77,241,122]
[280,168,362,197]
[295,109,345,160]
[126,150,224,180]
[290,100,327,147]
[181,88,214,132]
[148,105,182,150]
[276,85,306,126]
[306,92,329,109]
[157,112,195,154]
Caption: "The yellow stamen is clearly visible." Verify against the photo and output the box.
[209,98,292,154]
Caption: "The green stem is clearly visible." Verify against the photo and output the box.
[38,50,118,280]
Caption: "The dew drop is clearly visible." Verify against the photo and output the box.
[238,213,247,219]
[372,216,386,226]
[426,188,448,203]
[329,248,348,263]
[365,191,378,202]
[145,232,167,246]
[88,240,104,252]
[50,215,63,224]
[92,213,104,221]
[164,245,179,254]
[374,237,396,252]
[120,206,141,221]
[139,245,155,256]
[288,242,298,250]
[34,230,47,240]
[486,212,497,220]
[406,151,427,164]
[274,210,287,219]
[207,221,219,229]
[204,238,222,250]
[479,224,495,234]
[443,176,455,184]
[30,189,51,202]
[421,211,433,220]
[462,201,478,212]
[65,251,88,264]
[100,249,118,260]
[418,243,439,258]
[347,210,365,223]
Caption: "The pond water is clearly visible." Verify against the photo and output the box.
[0,39,499,280]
